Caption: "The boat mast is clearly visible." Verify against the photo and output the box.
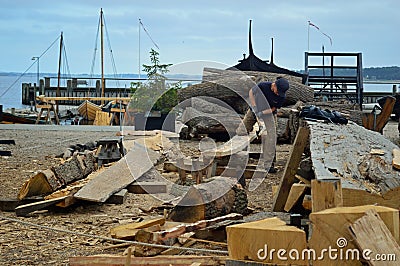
[100,8,105,104]
[56,31,63,119]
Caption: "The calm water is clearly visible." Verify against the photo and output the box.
[0,73,134,110]
[0,73,398,111]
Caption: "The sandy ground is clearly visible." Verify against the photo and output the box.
[0,121,398,265]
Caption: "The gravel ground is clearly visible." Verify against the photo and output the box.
[0,125,287,265]
[0,122,398,265]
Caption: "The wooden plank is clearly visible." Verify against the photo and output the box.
[0,139,15,145]
[311,179,343,212]
[295,174,311,185]
[93,110,112,126]
[15,196,68,216]
[106,189,128,204]
[0,150,12,156]
[284,183,308,212]
[309,205,399,266]
[205,128,264,158]
[127,182,167,194]
[375,96,396,132]
[272,127,310,211]
[392,149,400,170]
[110,217,165,240]
[349,209,400,266]
[0,197,44,211]
[226,217,307,265]
[69,255,227,266]
[216,166,267,179]
[74,142,160,202]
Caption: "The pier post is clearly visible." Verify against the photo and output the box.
[44,77,50,89]
[393,84,397,95]
[40,79,44,95]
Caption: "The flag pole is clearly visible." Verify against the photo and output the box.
[307,20,310,52]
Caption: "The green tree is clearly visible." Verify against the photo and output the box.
[130,49,180,113]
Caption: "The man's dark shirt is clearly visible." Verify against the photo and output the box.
[252,81,285,114]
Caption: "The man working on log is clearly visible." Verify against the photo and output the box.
[246,77,289,173]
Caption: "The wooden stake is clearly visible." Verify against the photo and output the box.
[272,127,310,211]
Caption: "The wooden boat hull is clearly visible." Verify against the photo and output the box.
[0,112,43,124]
[77,100,101,121]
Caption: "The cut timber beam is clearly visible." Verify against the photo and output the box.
[349,209,400,266]
[311,179,343,212]
[106,189,128,204]
[272,127,310,211]
[309,205,399,266]
[284,183,308,212]
[226,217,308,265]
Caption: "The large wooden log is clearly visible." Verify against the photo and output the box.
[181,107,242,136]
[178,68,314,115]
[307,120,400,208]
[168,176,247,222]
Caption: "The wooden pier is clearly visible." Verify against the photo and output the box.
[22,77,132,106]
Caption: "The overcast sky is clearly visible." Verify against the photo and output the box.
[0,0,399,75]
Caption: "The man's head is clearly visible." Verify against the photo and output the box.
[274,78,289,97]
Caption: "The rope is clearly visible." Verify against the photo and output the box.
[0,214,228,255]
[89,14,101,88]
[103,16,121,89]
[139,19,160,50]
[0,35,61,99]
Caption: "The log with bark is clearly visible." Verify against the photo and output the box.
[168,176,247,223]
[306,120,400,209]
[18,152,97,200]
[178,67,314,116]
[181,107,243,138]
[202,67,313,106]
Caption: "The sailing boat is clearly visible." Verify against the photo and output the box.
[77,8,114,124]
